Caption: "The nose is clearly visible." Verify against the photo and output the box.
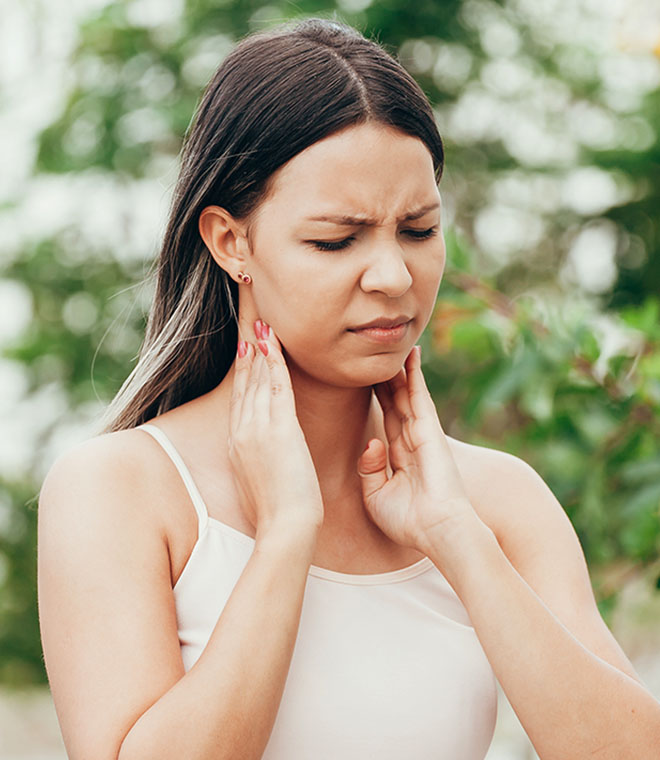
[359,240,413,297]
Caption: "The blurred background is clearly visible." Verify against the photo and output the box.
[1,0,659,757]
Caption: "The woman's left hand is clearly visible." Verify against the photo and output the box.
[358,346,479,555]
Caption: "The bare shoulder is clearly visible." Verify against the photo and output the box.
[445,435,583,612]
[446,435,583,581]
[40,428,170,540]
[38,428,190,757]
[446,435,641,681]
[41,426,167,492]
[39,426,196,547]
[38,430,172,599]
[446,437,559,539]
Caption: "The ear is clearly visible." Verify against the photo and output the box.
[198,205,249,280]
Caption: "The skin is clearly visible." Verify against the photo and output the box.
[38,122,660,759]
[196,122,447,569]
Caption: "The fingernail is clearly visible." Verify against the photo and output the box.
[258,341,269,356]
[415,345,422,360]
[256,319,269,340]
[238,340,247,358]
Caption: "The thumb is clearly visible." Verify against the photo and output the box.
[357,438,388,501]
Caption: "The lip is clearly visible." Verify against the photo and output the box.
[348,316,412,344]
[349,315,413,330]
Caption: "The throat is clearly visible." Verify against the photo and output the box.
[312,495,425,574]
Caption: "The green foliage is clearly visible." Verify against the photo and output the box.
[427,240,660,573]
[0,481,42,686]
[2,0,659,686]
[4,236,146,401]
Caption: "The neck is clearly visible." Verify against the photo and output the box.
[287,361,377,501]
[202,355,384,531]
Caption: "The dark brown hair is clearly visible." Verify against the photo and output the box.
[100,17,444,432]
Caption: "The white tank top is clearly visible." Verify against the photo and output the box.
[139,423,498,759]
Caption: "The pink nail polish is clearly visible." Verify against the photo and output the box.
[258,341,269,357]
[255,320,265,339]
[237,340,247,358]
[262,322,271,339]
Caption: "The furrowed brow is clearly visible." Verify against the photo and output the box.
[400,202,441,221]
[305,202,440,226]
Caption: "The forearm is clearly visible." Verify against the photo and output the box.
[424,517,660,760]
[118,529,316,760]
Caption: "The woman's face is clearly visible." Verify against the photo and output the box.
[244,122,445,387]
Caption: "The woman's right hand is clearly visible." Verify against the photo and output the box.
[228,321,324,544]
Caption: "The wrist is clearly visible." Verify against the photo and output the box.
[419,510,499,589]
[255,519,320,560]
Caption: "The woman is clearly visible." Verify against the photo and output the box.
[38,17,660,760]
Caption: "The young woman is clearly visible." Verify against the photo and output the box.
[38,17,660,760]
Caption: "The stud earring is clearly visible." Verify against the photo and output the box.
[237,271,252,284]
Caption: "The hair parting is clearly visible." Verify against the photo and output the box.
[99,17,443,433]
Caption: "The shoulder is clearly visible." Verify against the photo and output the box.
[444,436,642,682]
[446,437,557,535]
[38,429,189,756]
[447,434,541,489]
[38,427,179,561]
[40,427,164,515]
[446,436,584,589]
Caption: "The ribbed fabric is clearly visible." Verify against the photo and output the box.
[139,423,498,759]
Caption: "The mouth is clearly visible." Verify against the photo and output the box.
[350,315,412,330]
[348,317,413,344]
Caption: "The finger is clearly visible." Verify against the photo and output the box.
[381,355,425,454]
[374,383,416,469]
[252,343,273,420]
[255,319,281,351]
[373,382,403,444]
[405,346,439,423]
[256,322,297,420]
[242,348,266,425]
[230,340,254,432]
[357,438,389,502]
[387,365,415,422]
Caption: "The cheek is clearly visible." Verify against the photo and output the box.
[251,268,335,353]
[254,245,345,319]
[413,247,445,301]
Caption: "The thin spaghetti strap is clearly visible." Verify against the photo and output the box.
[138,423,209,539]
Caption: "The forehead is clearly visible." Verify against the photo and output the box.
[262,123,439,221]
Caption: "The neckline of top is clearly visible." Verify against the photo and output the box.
[207,515,435,585]
[138,422,435,586]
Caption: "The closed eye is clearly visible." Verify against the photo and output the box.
[310,237,356,252]
[308,227,438,252]
[405,227,438,241]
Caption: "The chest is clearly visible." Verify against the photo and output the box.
[173,464,423,576]
[265,585,497,759]
[174,529,498,759]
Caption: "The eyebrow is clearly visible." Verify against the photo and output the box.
[303,202,441,226]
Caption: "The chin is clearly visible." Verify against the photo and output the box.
[338,351,412,388]
[285,343,413,388]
